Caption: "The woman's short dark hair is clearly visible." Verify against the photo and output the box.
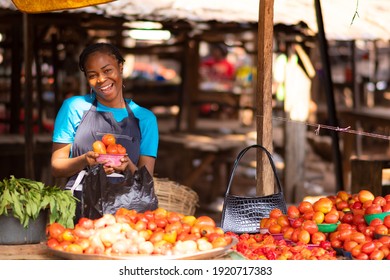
[79,43,125,73]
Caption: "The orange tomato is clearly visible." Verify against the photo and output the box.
[106,143,118,154]
[269,208,283,219]
[358,190,375,203]
[92,140,107,154]
[102,134,116,146]
[287,205,300,219]
[116,144,127,154]
[194,216,216,228]
[298,201,313,214]
[47,223,65,240]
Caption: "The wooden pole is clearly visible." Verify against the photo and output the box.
[314,0,344,191]
[23,13,35,179]
[256,0,275,195]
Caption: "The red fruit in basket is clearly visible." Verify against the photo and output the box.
[106,143,119,154]
[102,134,116,146]
[116,144,127,154]
[92,140,107,154]
[358,190,375,203]
[324,212,339,224]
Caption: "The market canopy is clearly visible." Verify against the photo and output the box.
[4,0,390,41]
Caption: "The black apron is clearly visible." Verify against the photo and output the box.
[65,99,141,219]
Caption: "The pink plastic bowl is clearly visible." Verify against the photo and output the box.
[96,154,126,167]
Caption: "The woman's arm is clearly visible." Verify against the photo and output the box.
[138,155,156,175]
[51,143,98,178]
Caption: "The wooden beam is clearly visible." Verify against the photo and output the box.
[256,0,274,196]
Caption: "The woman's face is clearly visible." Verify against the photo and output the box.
[84,51,124,107]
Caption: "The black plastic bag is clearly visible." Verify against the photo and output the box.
[82,164,158,219]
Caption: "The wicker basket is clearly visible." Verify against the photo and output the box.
[154,177,199,216]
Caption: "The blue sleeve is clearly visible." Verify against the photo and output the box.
[130,102,159,158]
[52,96,89,143]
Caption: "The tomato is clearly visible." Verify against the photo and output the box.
[365,204,382,214]
[291,217,304,228]
[350,232,366,244]
[181,215,197,226]
[356,252,369,260]
[276,215,290,228]
[382,203,390,213]
[199,225,216,237]
[269,208,284,219]
[194,216,216,228]
[336,200,349,211]
[149,231,164,244]
[163,230,177,243]
[313,197,333,214]
[311,232,326,245]
[378,235,390,246]
[116,144,127,154]
[340,212,354,224]
[369,249,385,260]
[106,143,118,154]
[47,238,60,249]
[337,191,350,201]
[211,236,228,248]
[92,140,106,154]
[287,205,300,219]
[47,223,65,240]
[312,211,325,224]
[298,201,313,214]
[301,220,318,235]
[77,217,94,229]
[165,221,183,234]
[154,208,168,219]
[361,241,376,254]
[147,221,158,231]
[374,224,388,235]
[324,213,339,224]
[102,134,116,146]
[358,190,375,203]
[167,211,183,224]
[384,214,390,228]
[302,210,314,221]
[297,229,310,244]
[65,244,83,254]
[351,244,362,258]
[155,218,168,228]
[268,223,282,234]
[343,240,358,252]
[373,196,387,207]
[134,220,147,231]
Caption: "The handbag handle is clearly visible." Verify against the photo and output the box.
[224,144,283,197]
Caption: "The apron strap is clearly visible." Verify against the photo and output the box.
[69,170,87,195]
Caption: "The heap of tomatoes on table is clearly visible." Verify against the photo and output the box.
[46,208,233,257]
[236,190,390,260]
[46,190,390,259]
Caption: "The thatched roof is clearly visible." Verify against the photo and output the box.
[2,0,390,41]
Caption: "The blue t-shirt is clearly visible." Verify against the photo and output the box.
[52,95,159,158]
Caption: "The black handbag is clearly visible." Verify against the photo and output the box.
[220,144,287,234]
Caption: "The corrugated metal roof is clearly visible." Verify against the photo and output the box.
[2,0,390,40]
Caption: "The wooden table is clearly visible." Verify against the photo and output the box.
[0,243,241,260]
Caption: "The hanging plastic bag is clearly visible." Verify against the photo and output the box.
[82,164,158,219]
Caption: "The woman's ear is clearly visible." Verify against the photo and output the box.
[119,63,124,74]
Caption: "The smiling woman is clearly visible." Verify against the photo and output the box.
[51,42,159,222]
[11,0,114,13]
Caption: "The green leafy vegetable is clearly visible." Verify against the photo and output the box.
[0,176,78,228]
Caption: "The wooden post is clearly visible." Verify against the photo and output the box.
[23,13,35,179]
[256,0,274,195]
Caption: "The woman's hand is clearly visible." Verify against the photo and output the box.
[85,151,100,166]
[103,155,137,174]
